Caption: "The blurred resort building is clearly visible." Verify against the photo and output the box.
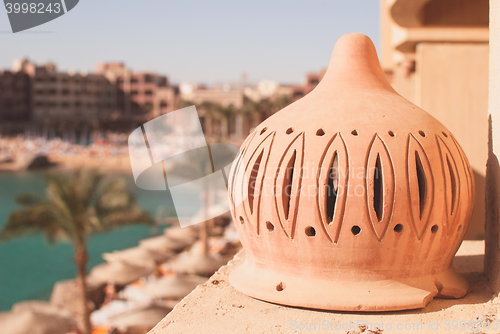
[0,66,31,123]
[96,62,178,119]
[0,59,179,140]
[0,59,318,144]
[0,57,322,180]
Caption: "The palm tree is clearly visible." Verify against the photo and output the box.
[270,94,294,115]
[198,101,222,141]
[0,169,154,334]
[216,104,237,141]
[166,142,238,256]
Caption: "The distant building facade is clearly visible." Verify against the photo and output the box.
[0,68,32,122]
[96,62,178,119]
[291,70,326,100]
[29,62,115,122]
[0,59,179,137]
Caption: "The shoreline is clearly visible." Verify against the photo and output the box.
[0,154,133,174]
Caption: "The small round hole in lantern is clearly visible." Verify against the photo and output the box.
[351,130,358,136]
[431,225,439,234]
[351,226,361,235]
[394,224,403,233]
[419,130,426,137]
[276,282,285,291]
[260,127,267,135]
[286,127,294,134]
[239,216,244,224]
[305,226,316,237]
[316,129,325,136]
[266,221,275,232]
[388,131,395,137]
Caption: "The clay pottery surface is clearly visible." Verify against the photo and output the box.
[228,33,475,311]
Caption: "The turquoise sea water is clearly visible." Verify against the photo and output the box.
[0,171,185,311]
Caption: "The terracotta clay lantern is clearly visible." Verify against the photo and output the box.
[227,33,475,311]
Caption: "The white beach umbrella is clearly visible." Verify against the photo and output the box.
[167,253,226,277]
[139,235,191,253]
[88,260,156,286]
[107,303,171,331]
[164,226,199,243]
[103,246,172,265]
[11,301,72,316]
[139,274,207,299]
[0,307,77,334]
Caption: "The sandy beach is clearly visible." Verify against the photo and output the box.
[0,137,133,174]
[50,154,133,174]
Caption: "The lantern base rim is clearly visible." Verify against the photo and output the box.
[229,260,469,312]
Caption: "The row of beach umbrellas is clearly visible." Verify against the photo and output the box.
[1,223,234,334]
[88,226,225,286]
[0,301,77,334]
[86,225,229,333]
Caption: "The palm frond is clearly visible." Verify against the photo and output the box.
[0,205,69,245]
[15,193,42,206]
[1,170,153,247]
[75,169,103,209]
[98,208,154,231]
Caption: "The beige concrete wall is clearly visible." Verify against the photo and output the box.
[380,0,394,69]
[415,42,489,239]
[485,0,500,292]
[388,63,417,104]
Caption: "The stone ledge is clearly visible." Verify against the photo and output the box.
[150,241,499,334]
[394,27,489,53]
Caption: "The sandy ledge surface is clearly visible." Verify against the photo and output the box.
[150,240,499,334]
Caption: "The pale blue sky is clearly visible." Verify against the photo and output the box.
[0,0,380,84]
